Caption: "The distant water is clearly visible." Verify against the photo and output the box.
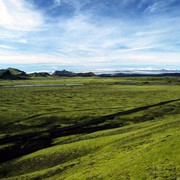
[94,69,180,75]
[1,84,83,88]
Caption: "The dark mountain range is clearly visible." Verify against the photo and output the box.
[28,72,51,77]
[0,67,179,80]
[0,68,28,80]
[53,70,75,77]
[0,70,27,80]
[98,73,180,77]
[53,70,95,77]
[6,68,28,77]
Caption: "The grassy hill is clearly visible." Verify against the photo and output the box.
[6,68,27,76]
[28,72,51,77]
[0,68,28,80]
[0,113,179,179]
[0,76,179,179]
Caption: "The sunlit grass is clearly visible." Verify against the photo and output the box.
[0,114,179,179]
[0,77,179,179]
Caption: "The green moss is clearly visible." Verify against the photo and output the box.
[0,114,179,179]
[0,77,179,179]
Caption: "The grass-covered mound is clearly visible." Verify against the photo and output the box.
[0,77,179,179]
[0,113,179,179]
[0,68,28,80]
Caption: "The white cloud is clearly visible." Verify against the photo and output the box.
[0,53,74,64]
[19,39,28,44]
[135,30,168,36]
[144,3,158,14]
[0,0,43,31]
[0,44,16,50]
[117,46,155,52]
[0,0,179,70]
[1,49,179,65]
[143,1,177,15]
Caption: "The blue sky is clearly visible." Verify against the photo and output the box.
[0,0,180,72]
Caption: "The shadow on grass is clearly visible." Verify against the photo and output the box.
[0,98,179,163]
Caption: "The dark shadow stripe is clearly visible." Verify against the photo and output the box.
[0,98,179,163]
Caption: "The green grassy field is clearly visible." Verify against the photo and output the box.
[0,76,179,179]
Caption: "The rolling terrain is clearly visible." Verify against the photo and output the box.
[0,76,179,179]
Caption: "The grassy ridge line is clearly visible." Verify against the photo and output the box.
[1,106,126,130]
[0,99,179,164]
[0,76,179,86]
[1,83,179,133]
[51,98,180,135]
[1,114,179,179]
[1,98,179,144]
[0,113,52,131]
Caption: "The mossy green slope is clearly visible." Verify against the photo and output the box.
[1,113,179,180]
[0,77,179,179]
[0,82,179,136]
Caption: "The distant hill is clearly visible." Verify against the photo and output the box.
[53,70,95,77]
[7,68,28,77]
[98,72,180,77]
[0,70,26,80]
[53,70,76,77]
[76,72,95,77]
[0,67,179,80]
[0,68,28,80]
[28,72,51,77]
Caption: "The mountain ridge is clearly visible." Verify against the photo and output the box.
[0,67,180,80]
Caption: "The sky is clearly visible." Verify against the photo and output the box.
[0,0,180,72]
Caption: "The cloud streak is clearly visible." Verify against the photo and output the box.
[0,0,43,31]
[0,0,180,70]
[0,44,16,50]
